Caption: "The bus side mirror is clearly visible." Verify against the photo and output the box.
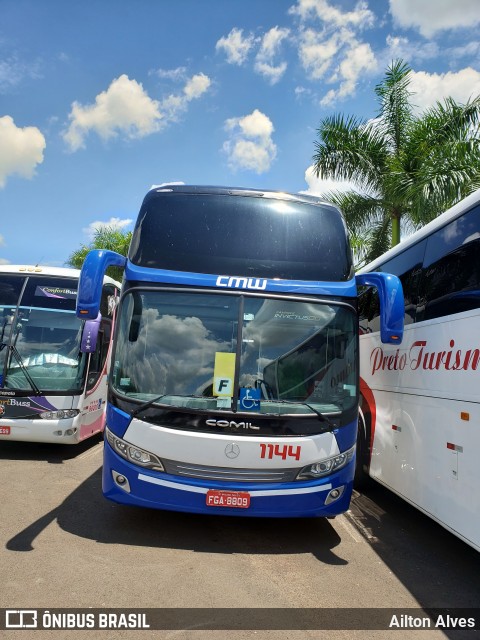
[356,272,404,344]
[76,249,126,320]
[81,313,102,353]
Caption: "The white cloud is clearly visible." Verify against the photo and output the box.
[159,73,211,124]
[183,73,211,100]
[292,1,378,102]
[150,181,185,190]
[216,28,255,65]
[290,0,375,29]
[150,66,187,81]
[389,0,480,38]
[298,29,341,79]
[0,115,46,188]
[301,165,358,196]
[298,25,377,101]
[0,234,8,265]
[384,34,439,64]
[63,73,211,151]
[320,40,377,105]
[223,109,277,174]
[254,27,290,84]
[449,41,480,60]
[409,67,480,112]
[0,55,42,93]
[259,26,290,58]
[63,75,162,151]
[254,60,288,85]
[226,109,274,139]
[82,216,133,240]
[294,85,312,99]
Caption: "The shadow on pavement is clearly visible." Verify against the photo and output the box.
[6,465,347,565]
[0,433,103,463]
[349,484,480,610]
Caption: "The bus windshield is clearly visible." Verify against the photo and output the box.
[0,275,86,393]
[111,289,357,417]
[128,190,353,281]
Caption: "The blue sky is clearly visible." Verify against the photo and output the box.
[1,0,479,266]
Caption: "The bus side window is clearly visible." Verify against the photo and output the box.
[382,240,426,326]
[358,238,426,333]
[419,205,480,321]
[358,287,381,334]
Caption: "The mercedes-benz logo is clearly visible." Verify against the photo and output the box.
[225,443,240,459]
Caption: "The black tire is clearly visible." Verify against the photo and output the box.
[354,414,373,489]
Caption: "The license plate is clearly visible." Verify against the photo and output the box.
[0,426,11,435]
[206,490,250,509]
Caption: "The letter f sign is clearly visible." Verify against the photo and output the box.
[214,377,233,396]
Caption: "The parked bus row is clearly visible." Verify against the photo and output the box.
[2,185,478,554]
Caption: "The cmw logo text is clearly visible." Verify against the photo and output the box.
[216,276,267,290]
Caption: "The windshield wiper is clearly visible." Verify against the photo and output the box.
[301,402,337,430]
[130,394,168,418]
[263,398,337,431]
[0,342,42,396]
[129,394,211,418]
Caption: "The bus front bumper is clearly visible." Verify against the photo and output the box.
[0,419,81,444]
[102,443,354,518]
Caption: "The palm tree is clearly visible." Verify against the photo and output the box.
[67,225,132,282]
[313,60,480,267]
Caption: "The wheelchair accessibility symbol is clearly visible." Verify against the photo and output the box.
[239,387,261,411]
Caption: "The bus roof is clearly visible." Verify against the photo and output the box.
[146,183,335,208]
[359,188,480,273]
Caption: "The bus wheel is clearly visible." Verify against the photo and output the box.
[354,413,372,489]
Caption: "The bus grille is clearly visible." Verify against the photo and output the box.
[162,459,298,483]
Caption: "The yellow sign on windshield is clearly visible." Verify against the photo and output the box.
[213,352,236,397]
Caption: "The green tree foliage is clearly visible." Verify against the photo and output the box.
[67,225,131,282]
[313,60,480,267]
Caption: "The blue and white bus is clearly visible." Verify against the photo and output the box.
[76,185,403,517]
[0,265,120,444]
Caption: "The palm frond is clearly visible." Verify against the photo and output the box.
[374,59,414,153]
[322,191,383,231]
[311,58,480,260]
[313,114,389,190]
[66,225,132,282]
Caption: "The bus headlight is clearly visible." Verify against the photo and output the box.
[40,409,80,420]
[105,427,164,471]
[296,445,355,480]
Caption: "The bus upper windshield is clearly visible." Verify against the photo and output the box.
[128,190,353,282]
[0,275,86,393]
[111,289,357,420]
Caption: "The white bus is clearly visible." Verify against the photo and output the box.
[357,189,480,552]
[0,265,120,444]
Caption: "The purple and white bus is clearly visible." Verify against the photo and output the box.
[0,265,120,444]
